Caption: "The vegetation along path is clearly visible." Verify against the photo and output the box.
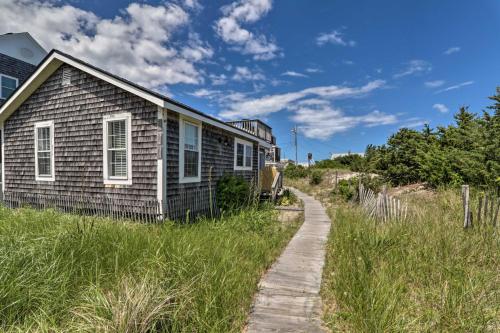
[247,188,331,332]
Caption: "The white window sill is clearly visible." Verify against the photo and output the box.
[234,166,253,171]
[179,176,201,184]
[36,176,55,182]
[104,178,132,185]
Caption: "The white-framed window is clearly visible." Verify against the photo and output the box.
[103,113,132,185]
[179,116,202,183]
[234,138,253,171]
[34,121,55,181]
[0,74,18,99]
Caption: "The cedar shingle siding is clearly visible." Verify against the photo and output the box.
[3,63,260,215]
[0,53,37,106]
[164,111,258,201]
[4,64,158,203]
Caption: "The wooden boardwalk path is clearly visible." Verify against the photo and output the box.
[247,188,331,332]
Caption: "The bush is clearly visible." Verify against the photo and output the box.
[309,170,323,185]
[277,189,298,206]
[283,164,308,179]
[333,179,355,201]
[216,174,251,212]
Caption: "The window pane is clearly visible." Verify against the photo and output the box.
[184,150,199,177]
[108,120,126,149]
[38,152,51,175]
[236,143,244,166]
[110,150,127,177]
[1,87,14,99]
[184,123,198,151]
[37,127,50,151]
[245,145,252,167]
[2,77,17,89]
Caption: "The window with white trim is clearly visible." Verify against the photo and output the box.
[103,113,132,185]
[34,121,55,181]
[179,117,202,183]
[0,74,18,99]
[234,138,253,170]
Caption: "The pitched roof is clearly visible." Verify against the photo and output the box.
[0,49,270,147]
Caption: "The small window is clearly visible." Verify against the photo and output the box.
[234,138,253,170]
[179,117,202,183]
[103,113,132,185]
[34,121,55,181]
[0,74,18,99]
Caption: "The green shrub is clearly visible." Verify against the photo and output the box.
[283,164,308,179]
[277,189,298,206]
[333,179,355,201]
[216,174,251,212]
[309,170,323,185]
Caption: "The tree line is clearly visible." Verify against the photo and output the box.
[316,88,500,188]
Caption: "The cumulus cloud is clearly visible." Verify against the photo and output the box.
[316,30,356,47]
[219,79,385,119]
[425,80,445,88]
[232,66,266,81]
[215,0,280,60]
[290,103,397,140]
[435,81,474,94]
[281,71,308,78]
[0,0,213,89]
[393,60,432,78]
[444,46,461,55]
[432,103,449,113]
[305,67,322,73]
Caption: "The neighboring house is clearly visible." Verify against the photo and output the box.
[0,32,47,106]
[330,152,364,159]
[0,49,272,219]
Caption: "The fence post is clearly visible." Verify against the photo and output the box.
[462,185,471,228]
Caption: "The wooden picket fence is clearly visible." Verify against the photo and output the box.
[357,184,408,222]
[461,185,499,229]
[1,188,220,223]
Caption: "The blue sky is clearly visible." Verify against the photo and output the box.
[1,0,499,162]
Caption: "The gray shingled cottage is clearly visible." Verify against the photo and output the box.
[0,50,273,220]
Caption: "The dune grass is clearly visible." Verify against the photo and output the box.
[321,190,500,332]
[0,205,300,332]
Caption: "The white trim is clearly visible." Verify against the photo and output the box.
[0,52,271,148]
[1,122,4,193]
[103,113,132,185]
[34,120,55,182]
[234,137,253,171]
[179,115,202,184]
[0,74,19,99]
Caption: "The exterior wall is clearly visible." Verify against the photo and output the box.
[0,53,37,106]
[164,110,259,201]
[0,33,47,66]
[3,64,158,204]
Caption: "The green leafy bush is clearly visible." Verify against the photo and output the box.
[309,170,323,185]
[216,174,251,212]
[277,188,298,206]
[283,164,308,179]
[333,179,355,201]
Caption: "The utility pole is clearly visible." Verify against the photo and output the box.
[291,126,298,164]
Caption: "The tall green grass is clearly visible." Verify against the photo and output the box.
[0,205,300,332]
[322,190,499,332]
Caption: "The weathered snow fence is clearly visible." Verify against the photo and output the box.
[462,185,500,229]
[358,183,408,223]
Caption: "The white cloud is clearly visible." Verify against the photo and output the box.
[189,88,220,98]
[435,81,474,94]
[425,80,445,88]
[291,105,397,140]
[232,66,266,81]
[209,73,228,85]
[400,117,428,128]
[220,79,385,119]
[316,30,356,47]
[444,46,461,55]
[0,0,214,89]
[393,60,432,78]
[215,0,280,60]
[305,68,322,73]
[343,60,355,65]
[281,71,308,78]
[432,103,449,113]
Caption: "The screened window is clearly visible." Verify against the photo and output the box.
[234,138,253,170]
[1,74,18,99]
[107,120,127,178]
[180,118,201,183]
[34,121,54,181]
[103,114,132,185]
